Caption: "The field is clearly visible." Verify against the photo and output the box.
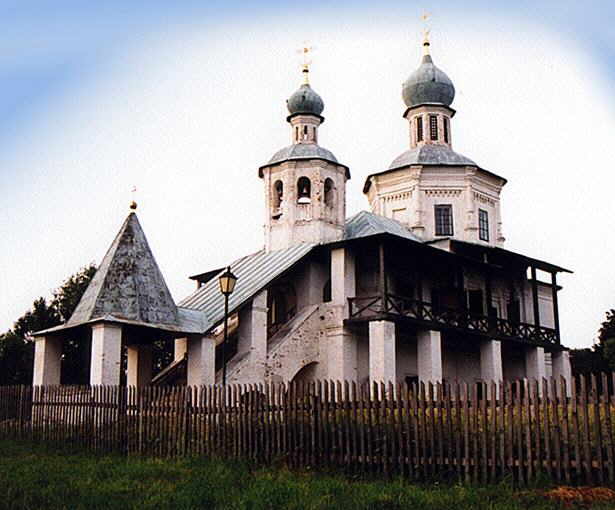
[2,441,615,509]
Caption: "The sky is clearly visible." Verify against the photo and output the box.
[0,1,614,349]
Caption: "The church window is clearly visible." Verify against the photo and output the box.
[295,126,299,141]
[273,180,283,214]
[303,125,308,140]
[430,115,438,141]
[416,116,423,142]
[434,205,453,236]
[324,178,335,207]
[443,117,449,143]
[297,177,311,204]
[479,209,489,241]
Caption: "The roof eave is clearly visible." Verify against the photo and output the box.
[259,157,351,179]
[363,163,507,193]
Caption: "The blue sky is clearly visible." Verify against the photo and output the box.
[1,1,614,347]
[0,0,612,151]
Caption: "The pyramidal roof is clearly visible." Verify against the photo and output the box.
[67,212,180,329]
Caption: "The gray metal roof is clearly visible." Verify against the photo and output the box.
[68,212,180,328]
[389,144,476,170]
[34,212,207,337]
[179,243,316,330]
[344,211,422,243]
[287,83,324,117]
[402,53,455,108]
[260,143,342,171]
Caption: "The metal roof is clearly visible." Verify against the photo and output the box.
[259,143,350,178]
[344,211,422,243]
[68,212,179,328]
[450,239,573,274]
[402,53,455,108]
[33,212,208,337]
[363,144,507,193]
[179,243,316,330]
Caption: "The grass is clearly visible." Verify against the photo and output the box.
[0,441,614,510]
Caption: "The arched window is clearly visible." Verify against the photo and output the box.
[272,180,283,217]
[303,125,308,140]
[297,177,311,204]
[324,178,335,207]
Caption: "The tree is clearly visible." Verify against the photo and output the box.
[0,264,96,385]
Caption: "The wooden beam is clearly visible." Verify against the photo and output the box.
[379,242,386,300]
[485,269,493,317]
[551,272,561,344]
[531,266,540,328]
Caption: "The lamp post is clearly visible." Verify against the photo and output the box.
[218,266,238,386]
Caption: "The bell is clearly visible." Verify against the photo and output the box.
[298,196,311,204]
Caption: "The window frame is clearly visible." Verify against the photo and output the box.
[416,116,423,142]
[434,204,454,236]
[429,115,438,141]
[443,117,449,143]
[478,208,489,241]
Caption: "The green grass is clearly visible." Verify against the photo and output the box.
[0,440,611,510]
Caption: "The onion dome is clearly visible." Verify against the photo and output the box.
[402,44,455,108]
[287,83,324,118]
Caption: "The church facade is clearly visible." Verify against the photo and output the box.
[31,36,572,389]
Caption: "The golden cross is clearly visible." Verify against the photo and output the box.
[297,43,313,72]
[421,11,431,42]
[130,185,138,210]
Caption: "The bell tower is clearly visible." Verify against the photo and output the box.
[363,32,507,247]
[259,57,350,252]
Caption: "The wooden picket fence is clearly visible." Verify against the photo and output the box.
[2,374,615,486]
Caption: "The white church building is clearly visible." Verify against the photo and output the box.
[32,36,573,389]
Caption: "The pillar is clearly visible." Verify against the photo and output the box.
[552,349,572,396]
[174,337,188,361]
[480,339,503,382]
[90,323,122,385]
[331,246,355,314]
[187,335,216,386]
[327,326,357,382]
[33,336,62,385]
[417,329,442,383]
[237,290,268,382]
[525,345,546,382]
[127,345,153,387]
[369,320,396,384]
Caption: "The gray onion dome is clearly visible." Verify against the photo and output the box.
[402,54,455,108]
[287,84,324,117]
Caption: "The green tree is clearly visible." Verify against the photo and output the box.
[0,264,96,385]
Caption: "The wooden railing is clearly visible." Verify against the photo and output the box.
[348,294,558,345]
[1,375,615,486]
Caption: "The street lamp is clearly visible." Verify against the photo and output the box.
[218,266,238,385]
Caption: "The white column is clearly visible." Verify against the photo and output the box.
[480,339,503,382]
[331,246,355,314]
[525,345,546,382]
[90,323,122,386]
[417,329,442,383]
[33,336,62,385]
[369,320,396,384]
[127,345,153,387]
[552,349,572,396]
[187,335,216,387]
[327,326,357,382]
[237,290,268,382]
[174,338,188,362]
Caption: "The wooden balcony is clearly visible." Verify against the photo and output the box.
[347,294,558,346]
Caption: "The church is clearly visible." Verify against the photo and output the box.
[31,34,573,390]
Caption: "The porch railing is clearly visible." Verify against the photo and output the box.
[347,294,558,345]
